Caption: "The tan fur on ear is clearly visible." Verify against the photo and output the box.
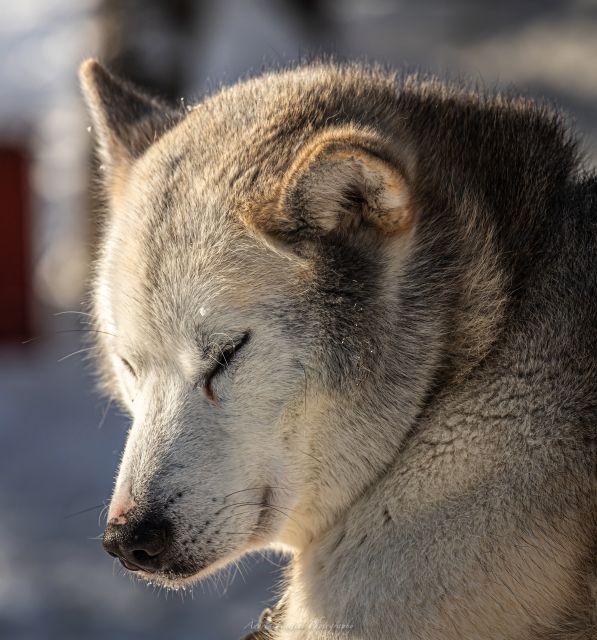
[266,127,413,242]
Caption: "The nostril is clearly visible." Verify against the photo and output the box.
[103,518,171,572]
[133,549,152,564]
[132,526,167,558]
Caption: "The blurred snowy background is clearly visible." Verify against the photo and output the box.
[0,1,596,638]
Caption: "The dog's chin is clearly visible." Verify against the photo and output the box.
[136,567,203,591]
[133,536,269,591]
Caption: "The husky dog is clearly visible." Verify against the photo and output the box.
[79,59,596,639]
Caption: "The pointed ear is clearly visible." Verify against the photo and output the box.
[79,59,183,179]
[246,127,414,250]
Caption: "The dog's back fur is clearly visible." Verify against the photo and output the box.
[80,62,596,639]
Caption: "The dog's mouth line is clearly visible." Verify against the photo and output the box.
[253,486,274,535]
[132,490,275,585]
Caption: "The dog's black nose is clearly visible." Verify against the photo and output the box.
[103,518,170,573]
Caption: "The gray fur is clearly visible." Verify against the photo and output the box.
[79,59,596,639]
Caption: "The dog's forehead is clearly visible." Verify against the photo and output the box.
[100,159,294,350]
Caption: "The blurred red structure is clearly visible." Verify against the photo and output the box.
[0,146,31,341]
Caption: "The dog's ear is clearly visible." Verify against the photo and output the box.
[246,127,413,251]
[79,59,183,180]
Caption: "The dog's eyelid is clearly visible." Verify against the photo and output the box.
[120,356,137,378]
[201,331,251,397]
[205,331,251,361]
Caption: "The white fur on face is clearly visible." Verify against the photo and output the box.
[97,177,313,585]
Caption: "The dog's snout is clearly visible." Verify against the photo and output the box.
[103,517,171,573]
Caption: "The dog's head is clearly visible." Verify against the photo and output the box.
[80,60,430,588]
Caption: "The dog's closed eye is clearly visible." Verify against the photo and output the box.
[204,332,250,401]
[120,357,137,378]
